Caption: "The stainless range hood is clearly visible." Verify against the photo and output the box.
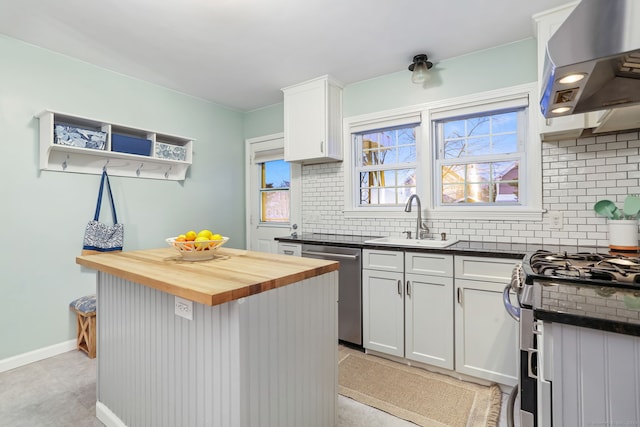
[540,0,640,119]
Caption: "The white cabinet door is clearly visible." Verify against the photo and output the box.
[405,272,454,369]
[283,75,342,164]
[284,79,325,162]
[454,278,518,386]
[547,323,640,427]
[362,269,404,357]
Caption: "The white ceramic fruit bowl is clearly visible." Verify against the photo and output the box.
[166,236,229,261]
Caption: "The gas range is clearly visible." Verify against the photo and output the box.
[524,250,640,286]
[506,250,640,427]
[515,249,640,330]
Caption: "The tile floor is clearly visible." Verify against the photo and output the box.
[0,350,518,426]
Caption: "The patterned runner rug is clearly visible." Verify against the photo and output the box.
[338,349,502,427]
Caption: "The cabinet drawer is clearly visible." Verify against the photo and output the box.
[277,243,301,257]
[454,256,520,283]
[363,249,404,272]
[405,253,453,277]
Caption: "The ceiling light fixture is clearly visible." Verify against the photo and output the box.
[408,54,433,84]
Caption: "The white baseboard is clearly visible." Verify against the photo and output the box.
[96,401,126,427]
[0,339,76,373]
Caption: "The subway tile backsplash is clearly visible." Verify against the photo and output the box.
[301,129,640,247]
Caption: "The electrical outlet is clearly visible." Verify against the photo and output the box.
[174,296,193,320]
[549,211,563,230]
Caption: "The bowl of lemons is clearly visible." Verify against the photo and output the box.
[166,229,229,261]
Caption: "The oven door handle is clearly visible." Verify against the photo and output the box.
[527,348,538,379]
[503,285,521,321]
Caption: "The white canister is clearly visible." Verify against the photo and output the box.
[608,219,640,251]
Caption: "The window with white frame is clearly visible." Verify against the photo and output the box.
[353,121,419,207]
[344,84,541,220]
[258,158,290,223]
[433,107,524,206]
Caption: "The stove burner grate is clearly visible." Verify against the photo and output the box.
[528,250,640,284]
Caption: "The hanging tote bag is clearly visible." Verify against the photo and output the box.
[82,171,124,255]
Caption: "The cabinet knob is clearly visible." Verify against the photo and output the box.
[406,280,411,297]
[397,280,402,295]
[320,141,324,153]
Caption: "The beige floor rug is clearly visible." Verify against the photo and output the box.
[338,348,502,427]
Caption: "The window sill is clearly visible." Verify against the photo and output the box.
[343,208,544,221]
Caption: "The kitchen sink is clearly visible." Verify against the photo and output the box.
[364,237,458,248]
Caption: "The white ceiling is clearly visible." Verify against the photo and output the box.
[0,0,570,112]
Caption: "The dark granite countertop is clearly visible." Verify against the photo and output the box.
[276,233,609,260]
[533,281,640,337]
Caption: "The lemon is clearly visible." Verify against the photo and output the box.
[185,230,197,241]
[211,233,223,240]
[197,229,213,239]
[194,236,209,249]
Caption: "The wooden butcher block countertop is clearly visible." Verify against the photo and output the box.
[76,247,339,306]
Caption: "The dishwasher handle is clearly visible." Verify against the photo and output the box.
[301,250,359,260]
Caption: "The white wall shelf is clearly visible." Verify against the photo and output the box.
[37,110,194,181]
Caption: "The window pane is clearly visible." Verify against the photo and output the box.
[361,187,379,205]
[467,137,490,156]
[443,120,465,139]
[261,190,289,222]
[491,134,518,154]
[442,164,465,184]
[262,160,290,189]
[491,111,517,133]
[397,169,416,187]
[442,184,464,203]
[466,183,491,203]
[493,161,518,180]
[443,140,464,159]
[468,117,490,136]
[397,145,416,163]
[496,181,519,203]
[466,163,490,183]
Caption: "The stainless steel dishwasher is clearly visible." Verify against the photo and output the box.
[301,244,362,347]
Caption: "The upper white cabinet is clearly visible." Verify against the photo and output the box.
[282,75,343,164]
[533,2,599,141]
[37,110,193,180]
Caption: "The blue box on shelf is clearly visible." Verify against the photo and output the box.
[111,134,152,156]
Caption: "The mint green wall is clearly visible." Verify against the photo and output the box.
[343,39,538,116]
[242,39,538,135]
[0,34,245,360]
[243,104,285,140]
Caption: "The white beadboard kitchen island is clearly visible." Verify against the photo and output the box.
[76,247,339,427]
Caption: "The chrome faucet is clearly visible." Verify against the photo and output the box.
[404,195,429,239]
